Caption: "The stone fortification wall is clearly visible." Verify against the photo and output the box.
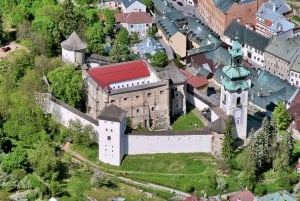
[37,93,98,132]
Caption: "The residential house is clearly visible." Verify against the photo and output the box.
[115,12,153,37]
[264,35,300,81]
[134,37,164,57]
[197,0,267,37]
[121,0,146,13]
[255,1,295,38]
[258,191,296,201]
[156,11,187,61]
[153,0,176,15]
[228,189,255,201]
[223,21,270,68]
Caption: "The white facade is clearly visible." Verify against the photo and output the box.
[109,71,158,90]
[220,87,248,139]
[222,36,265,68]
[186,92,209,111]
[121,1,146,13]
[290,70,300,87]
[126,23,151,37]
[98,118,126,166]
[62,48,85,65]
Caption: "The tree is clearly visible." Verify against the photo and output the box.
[86,22,105,54]
[116,28,130,46]
[102,9,116,35]
[143,0,154,12]
[29,143,58,180]
[109,40,130,63]
[1,147,30,172]
[273,102,291,131]
[68,119,95,146]
[152,51,169,67]
[58,0,80,39]
[222,116,234,161]
[90,171,116,188]
[47,65,84,109]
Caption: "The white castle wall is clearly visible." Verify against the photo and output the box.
[125,134,212,155]
[38,93,213,166]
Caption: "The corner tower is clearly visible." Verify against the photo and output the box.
[220,38,250,139]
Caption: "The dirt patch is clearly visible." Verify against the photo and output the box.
[0,41,23,60]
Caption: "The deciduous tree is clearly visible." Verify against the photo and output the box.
[273,102,291,131]
[152,51,169,67]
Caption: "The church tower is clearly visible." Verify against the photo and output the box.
[220,38,250,139]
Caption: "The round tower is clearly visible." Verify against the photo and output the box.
[61,31,87,65]
[220,38,250,139]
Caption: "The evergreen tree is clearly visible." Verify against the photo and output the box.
[222,116,234,161]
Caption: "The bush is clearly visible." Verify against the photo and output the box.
[254,183,267,196]
[184,183,195,193]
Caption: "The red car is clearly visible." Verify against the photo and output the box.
[2,46,11,52]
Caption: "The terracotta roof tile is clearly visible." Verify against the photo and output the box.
[115,12,153,24]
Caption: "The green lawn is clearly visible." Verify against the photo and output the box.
[171,110,204,131]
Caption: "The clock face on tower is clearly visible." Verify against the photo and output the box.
[233,55,243,66]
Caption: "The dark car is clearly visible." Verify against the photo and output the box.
[2,46,11,52]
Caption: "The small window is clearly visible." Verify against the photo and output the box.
[107,136,111,140]
[123,97,127,101]
[237,97,241,107]
[147,92,151,97]
[151,107,155,111]
[111,99,115,103]
[160,90,164,94]
[136,95,139,99]
[105,128,108,131]
[137,109,139,113]
[111,129,113,132]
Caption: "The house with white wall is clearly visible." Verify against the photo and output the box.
[115,12,153,37]
[121,0,146,13]
[290,55,300,87]
[222,21,270,69]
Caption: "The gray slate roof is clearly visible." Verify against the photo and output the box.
[61,31,87,51]
[122,0,144,8]
[224,21,270,52]
[98,104,127,122]
[152,0,176,14]
[156,15,179,39]
[265,35,300,63]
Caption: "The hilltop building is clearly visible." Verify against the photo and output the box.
[83,60,186,129]
[61,31,87,65]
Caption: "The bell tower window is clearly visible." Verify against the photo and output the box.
[237,97,241,107]
[222,94,226,104]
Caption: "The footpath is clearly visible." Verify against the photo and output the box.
[62,144,191,199]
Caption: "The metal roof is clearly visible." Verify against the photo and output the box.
[265,35,300,63]
[136,37,164,56]
[156,15,179,39]
[291,55,300,73]
[122,0,144,8]
[224,21,270,52]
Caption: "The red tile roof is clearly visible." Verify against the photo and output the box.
[115,12,153,24]
[179,69,208,88]
[228,190,255,201]
[183,195,202,201]
[86,60,150,89]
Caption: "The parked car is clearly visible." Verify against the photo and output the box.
[2,46,11,52]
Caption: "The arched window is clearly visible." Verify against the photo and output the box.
[222,94,226,104]
[237,97,241,107]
